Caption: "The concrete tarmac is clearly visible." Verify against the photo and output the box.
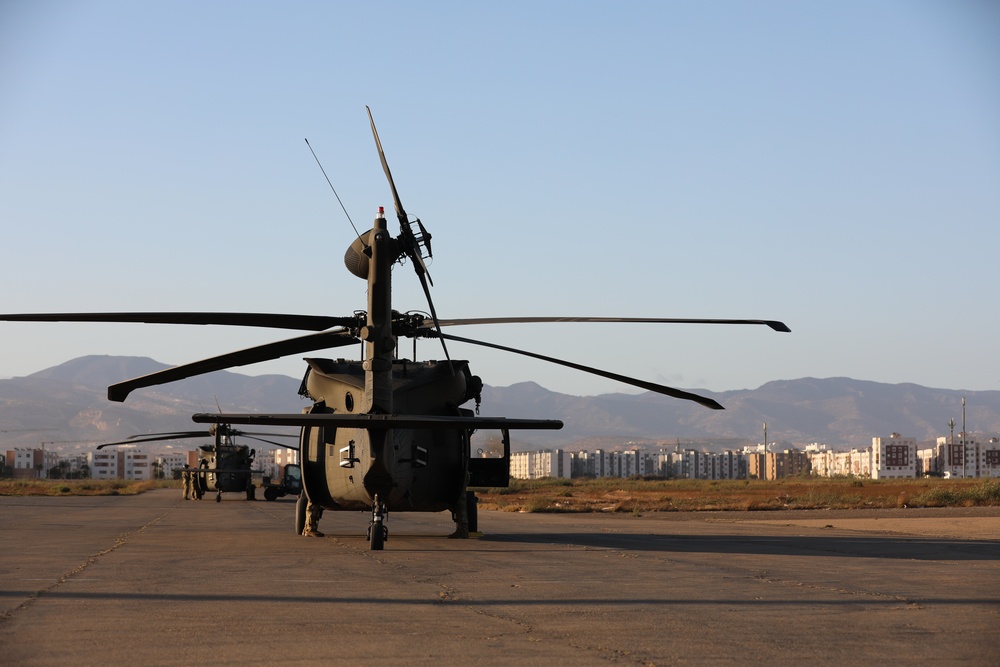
[1,490,998,666]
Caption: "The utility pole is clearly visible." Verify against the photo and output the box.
[962,396,967,479]
[761,422,768,480]
[949,417,955,476]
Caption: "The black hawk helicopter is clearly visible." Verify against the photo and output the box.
[0,108,789,549]
[95,424,298,502]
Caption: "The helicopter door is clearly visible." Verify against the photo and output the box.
[467,428,511,488]
[299,403,336,506]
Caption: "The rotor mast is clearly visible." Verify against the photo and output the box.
[362,208,395,414]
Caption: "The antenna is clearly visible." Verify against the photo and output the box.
[305,138,366,246]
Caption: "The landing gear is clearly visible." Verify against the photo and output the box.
[466,490,478,534]
[295,494,307,535]
[216,492,222,503]
[367,495,388,550]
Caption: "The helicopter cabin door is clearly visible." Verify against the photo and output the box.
[467,428,511,488]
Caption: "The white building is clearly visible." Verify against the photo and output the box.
[158,453,187,479]
[87,447,151,480]
[255,448,278,479]
[981,439,1000,478]
[122,449,152,480]
[510,449,570,480]
[871,434,917,479]
[925,436,1000,478]
[4,448,60,478]
[89,450,119,479]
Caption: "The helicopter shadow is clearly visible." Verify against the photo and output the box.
[481,531,1000,562]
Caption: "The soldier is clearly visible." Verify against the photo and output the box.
[448,471,472,539]
[303,499,324,537]
[182,470,192,500]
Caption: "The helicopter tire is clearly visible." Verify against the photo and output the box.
[216,492,222,503]
[370,521,385,550]
[466,490,478,534]
[264,487,279,502]
[295,494,306,535]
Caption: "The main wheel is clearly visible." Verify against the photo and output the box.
[216,492,222,503]
[264,487,278,502]
[295,494,307,535]
[370,521,385,550]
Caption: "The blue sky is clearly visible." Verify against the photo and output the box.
[1,1,998,397]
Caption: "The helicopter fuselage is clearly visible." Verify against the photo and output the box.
[297,357,479,512]
[194,442,256,495]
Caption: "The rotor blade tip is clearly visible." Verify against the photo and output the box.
[767,321,792,333]
[107,386,129,403]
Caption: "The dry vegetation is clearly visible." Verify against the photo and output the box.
[473,477,1000,513]
[4,477,1000,513]
[0,479,177,497]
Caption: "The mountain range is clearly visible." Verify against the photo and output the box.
[2,355,998,454]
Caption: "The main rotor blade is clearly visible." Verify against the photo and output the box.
[433,331,725,410]
[97,432,210,448]
[107,329,360,402]
[425,316,791,333]
[0,312,357,331]
[367,105,449,361]
[127,431,207,440]
[194,412,564,430]
[239,434,298,450]
[367,106,407,228]
[414,271,451,363]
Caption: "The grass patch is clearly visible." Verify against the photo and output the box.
[473,477,1000,512]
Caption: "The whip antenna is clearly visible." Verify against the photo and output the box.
[305,138,365,246]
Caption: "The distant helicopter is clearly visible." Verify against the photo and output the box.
[0,107,789,548]
[96,424,297,502]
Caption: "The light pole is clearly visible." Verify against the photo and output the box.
[949,417,955,476]
[762,422,768,480]
[962,396,966,479]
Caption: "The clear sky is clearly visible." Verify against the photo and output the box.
[1,1,998,397]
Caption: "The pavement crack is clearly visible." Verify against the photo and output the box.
[0,505,177,626]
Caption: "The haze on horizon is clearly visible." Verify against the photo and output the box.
[1,2,998,397]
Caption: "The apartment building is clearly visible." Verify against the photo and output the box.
[4,448,61,479]
[920,436,1000,478]
[89,449,118,479]
[510,449,570,480]
[871,433,916,479]
[87,447,152,480]
[158,452,187,479]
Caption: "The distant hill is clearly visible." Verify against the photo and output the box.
[2,356,998,453]
[481,377,1000,449]
[0,356,305,454]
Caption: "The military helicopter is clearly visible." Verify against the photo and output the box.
[96,424,298,502]
[0,107,789,548]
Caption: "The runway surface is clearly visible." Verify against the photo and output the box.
[1,489,998,665]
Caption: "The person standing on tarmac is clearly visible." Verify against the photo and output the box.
[303,499,324,537]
